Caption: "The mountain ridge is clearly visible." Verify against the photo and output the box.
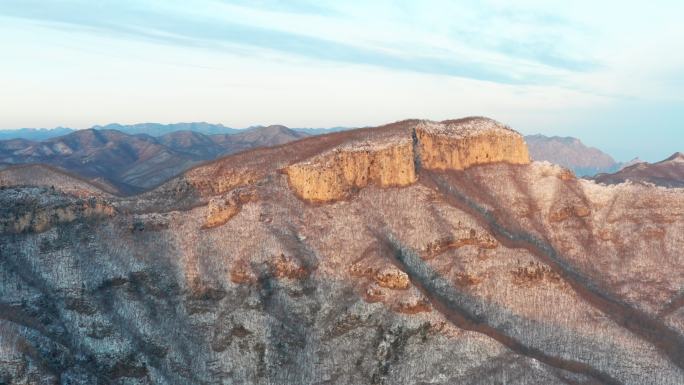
[1,125,665,181]
[1,117,684,384]
[0,163,118,196]
[3,123,682,195]
[524,133,621,176]
[594,152,684,187]
[0,125,309,195]
[2,116,683,384]
[0,122,351,140]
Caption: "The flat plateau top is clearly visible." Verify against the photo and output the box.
[418,117,519,138]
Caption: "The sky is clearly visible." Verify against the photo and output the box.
[1,0,683,161]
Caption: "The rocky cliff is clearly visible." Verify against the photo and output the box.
[1,117,682,385]
[0,187,115,233]
[416,117,530,170]
[285,138,417,202]
[285,117,529,202]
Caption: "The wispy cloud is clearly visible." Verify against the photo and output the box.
[0,0,597,85]
[217,0,339,16]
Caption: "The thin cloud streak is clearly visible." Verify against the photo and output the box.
[0,0,594,85]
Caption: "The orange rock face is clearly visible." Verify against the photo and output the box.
[284,117,530,203]
[374,266,411,290]
[202,188,256,228]
[549,205,592,222]
[284,139,417,202]
[416,118,530,171]
[269,254,309,280]
[204,204,241,229]
[392,295,432,314]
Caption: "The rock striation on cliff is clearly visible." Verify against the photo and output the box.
[416,117,530,170]
[285,117,530,202]
[284,138,417,202]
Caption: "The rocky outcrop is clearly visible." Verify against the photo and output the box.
[424,230,498,258]
[416,117,530,171]
[285,138,417,202]
[374,266,411,290]
[203,188,256,228]
[511,261,563,286]
[0,187,115,233]
[285,117,530,203]
[392,293,432,314]
[184,168,261,197]
[269,253,310,280]
[549,205,591,222]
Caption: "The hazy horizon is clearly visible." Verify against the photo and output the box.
[0,119,665,164]
[1,0,682,162]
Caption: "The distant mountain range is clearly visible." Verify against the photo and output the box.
[4,123,681,195]
[0,124,634,177]
[0,127,76,141]
[91,122,239,136]
[594,152,684,187]
[0,125,307,195]
[524,134,625,176]
[0,122,350,141]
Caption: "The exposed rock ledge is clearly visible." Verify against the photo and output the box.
[0,187,115,233]
[284,138,417,202]
[285,117,530,202]
[416,118,530,170]
[202,187,256,229]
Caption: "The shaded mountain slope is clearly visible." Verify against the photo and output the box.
[1,117,682,385]
[0,126,308,195]
[0,129,192,195]
[525,134,620,176]
[0,164,116,197]
[156,131,227,159]
[594,152,684,187]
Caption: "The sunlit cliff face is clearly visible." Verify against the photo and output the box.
[284,117,530,203]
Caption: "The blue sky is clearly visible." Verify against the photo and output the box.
[1,0,683,161]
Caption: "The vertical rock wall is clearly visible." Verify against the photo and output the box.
[285,139,417,202]
[416,119,530,171]
[285,117,531,203]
